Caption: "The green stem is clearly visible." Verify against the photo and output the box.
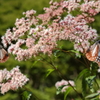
[39,55,63,78]
[49,56,84,99]
[55,48,88,67]
[39,55,83,99]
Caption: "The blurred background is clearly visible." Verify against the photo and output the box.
[0,0,100,100]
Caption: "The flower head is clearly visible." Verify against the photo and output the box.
[0,66,29,94]
[55,79,75,93]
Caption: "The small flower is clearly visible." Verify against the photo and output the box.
[55,79,68,89]
[55,79,75,93]
[26,38,35,48]
[23,9,36,18]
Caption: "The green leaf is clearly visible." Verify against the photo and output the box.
[46,68,55,77]
[32,59,41,66]
[64,86,73,100]
[78,69,90,96]
[77,68,89,79]
[82,77,87,97]
[70,50,79,54]
[85,75,96,86]
[70,50,81,58]
[22,91,32,100]
[85,93,100,99]
[85,75,96,93]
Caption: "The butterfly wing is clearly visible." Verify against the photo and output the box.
[0,49,5,60]
[91,43,99,57]
[0,48,9,63]
[85,40,100,67]
[86,43,99,62]
[95,44,100,63]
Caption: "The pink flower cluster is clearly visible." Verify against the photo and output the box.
[55,79,75,93]
[60,14,97,52]
[1,0,100,61]
[80,1,100,16]
[0,66,29,94]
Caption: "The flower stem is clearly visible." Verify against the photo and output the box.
[39,55,83,99]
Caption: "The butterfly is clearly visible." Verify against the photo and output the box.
[85,40,100,66]
[0,45,9,63]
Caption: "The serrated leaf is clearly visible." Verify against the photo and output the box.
[46,68,55,77]
[22,91,32,100]
[85,93,99,99]
[64,86,73,100]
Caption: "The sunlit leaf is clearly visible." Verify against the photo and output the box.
[22,91,32,100]
[85,93,99,99]
[46,68,55,77]
[32,59,41,66]
[32,60,38,66]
